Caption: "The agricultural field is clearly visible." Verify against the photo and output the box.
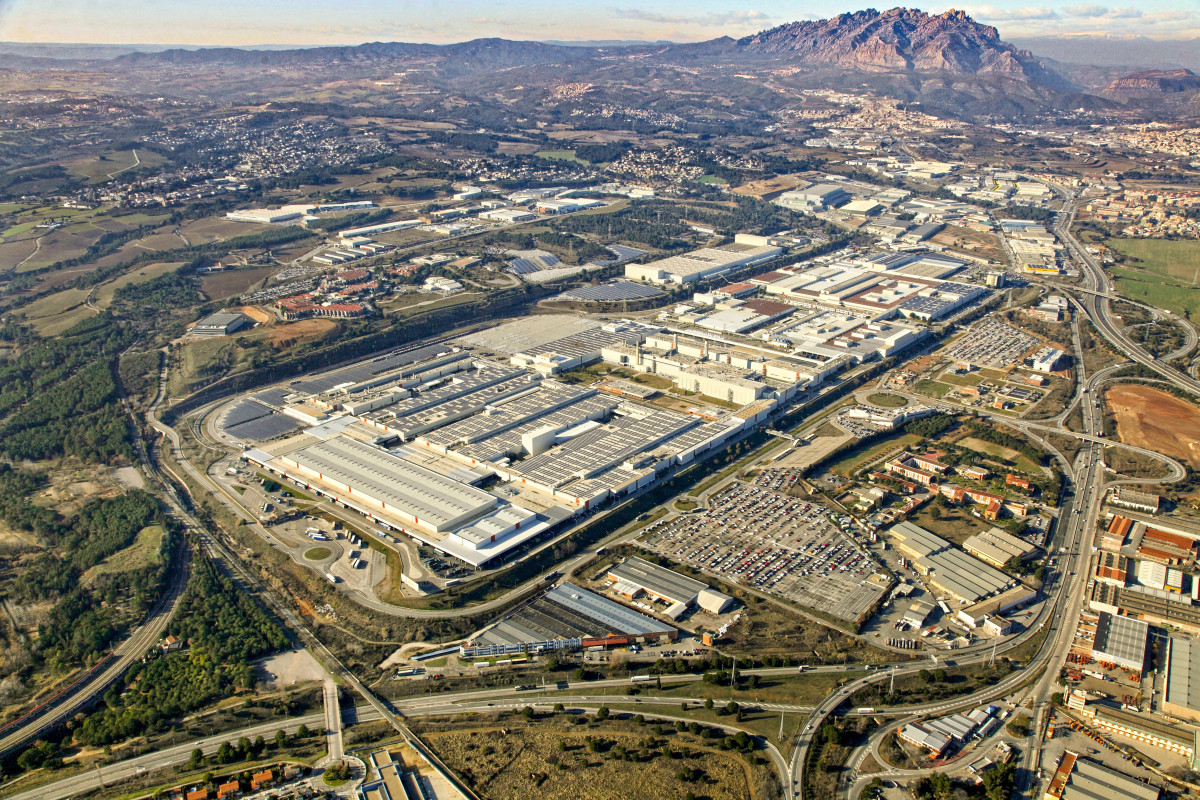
[199,266,277,300]
[1107,237,1200,283]
[265,318,340,348]
[16,287,96,335]
[535,149,587,164]
[1105,384,1200,469]
[420,718,759,800]
[178,216,273,245]
[64,148,166,184]
[1108,266,1200,319]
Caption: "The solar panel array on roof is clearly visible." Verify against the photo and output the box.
[252,387,295,408]
[220,399,273,429]
[506,259,540,275]
[286,343,453,394]
[555,282,666,302]
[224,414,304,441]
[606,245,648,261]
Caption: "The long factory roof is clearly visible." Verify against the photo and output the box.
[607,556,708,605]
[287,436,496,530]
[1166,637,1200,714]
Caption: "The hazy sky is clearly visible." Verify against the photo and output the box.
[2,0,1197,45]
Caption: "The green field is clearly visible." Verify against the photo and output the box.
[1107,237,1200,282]
[304,547,331,561]
[698,174,728,185]
[1109,266,1200,319]
[83,525,166,583]
[535,149,586,164]
[826,432,922,478]
[912,379,952,399]
[937,371,984,387]
[865,393,908,408]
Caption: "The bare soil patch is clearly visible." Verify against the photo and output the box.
[1106,384,1200,468]
[268,318,340,348]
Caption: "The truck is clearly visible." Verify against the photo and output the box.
[325,573,339,584]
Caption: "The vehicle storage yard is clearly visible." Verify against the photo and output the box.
[639,483,890,625]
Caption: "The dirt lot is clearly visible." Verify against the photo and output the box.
[267,318,340,348]
[200,266,277,300]
[732,174,808,199]
[420,718,757,800]
[1106,384,1200,468]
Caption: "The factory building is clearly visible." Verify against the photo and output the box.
[625,242,782,285]
[962,527,1038,568]
[751,256,985,321]
[472,583,677,652]
[191,310,252,337]
[887,521,1015,605]
[775,183,852,212]
[1067,690,1200,764]
[225,205,310,224]
[1164,637,1200,723]
[605,557,734,618]
[1087,611,1150,671]
[1044,752,1161,800]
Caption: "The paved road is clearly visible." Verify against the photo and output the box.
[0,347,194,759]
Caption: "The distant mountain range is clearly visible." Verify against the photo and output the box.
[6,8,1199,120]
[1009,35,1200,71]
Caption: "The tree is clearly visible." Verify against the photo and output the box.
[596,706,610,721]
[274,729,288,749]
[189,748,204,768]
[297,723,310,738]
[216,742,234,764]
[704,697,714,710]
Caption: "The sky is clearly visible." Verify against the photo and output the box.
[2,0,1198,46]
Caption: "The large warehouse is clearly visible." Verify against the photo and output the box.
[1089,611,1149,672]
[472,583,677,651]
[605,556,734,617]
[250,436,547,567]
[888,521,1014,605]
[625,242,782,285]
[963,527,1038,568]
[1165,637,1200,723]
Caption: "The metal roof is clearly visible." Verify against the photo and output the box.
[1093,611,1149,669]
[1166,637,1200,713]
[607,557,707,606]
[287,436,496,531]
[1061,756,1161,800]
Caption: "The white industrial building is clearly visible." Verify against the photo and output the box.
[480,208,536,223]
[775,183,851,212]
[338,220,422,240]
[625,242,782,285]
[226,205,311,224]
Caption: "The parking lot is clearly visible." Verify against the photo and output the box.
[943,317,1037,369]
[639,483,889,625]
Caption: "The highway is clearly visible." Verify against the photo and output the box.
[0,347,195,760]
